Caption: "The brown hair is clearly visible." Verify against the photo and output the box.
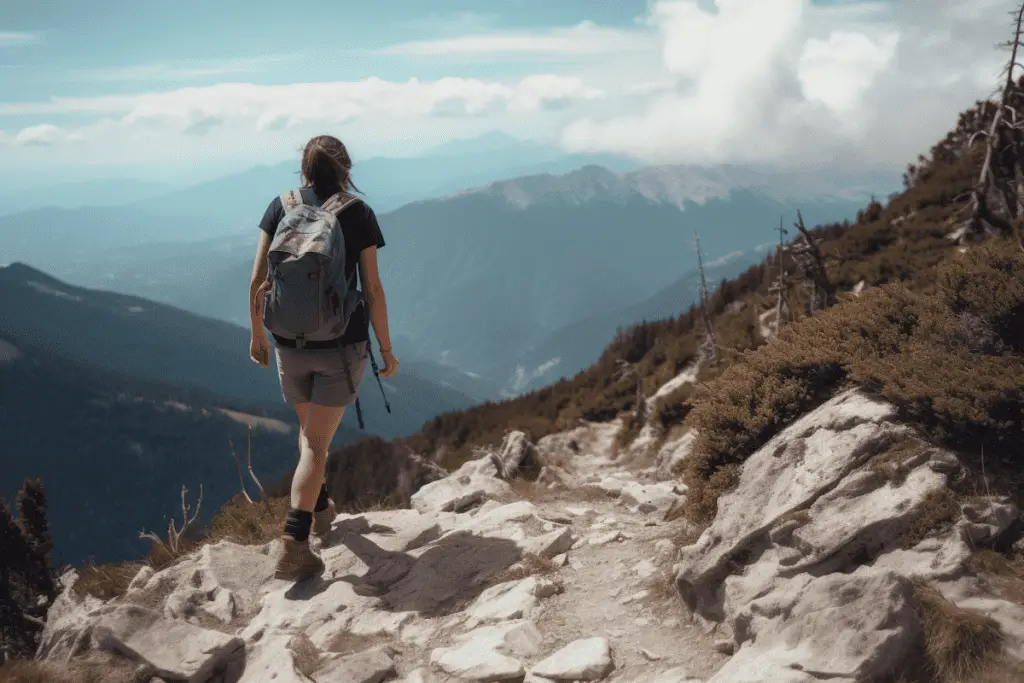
[300,135,361,198]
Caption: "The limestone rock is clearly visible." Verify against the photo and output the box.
[654,431,697,481]
[411,474,513,513]
[676,390,905,616]
[530,637,614,681]
[430,620,542,681]
[91,605,243,683]
[619,481,680,517]
[712,569,920,683]
[313,646,396,683]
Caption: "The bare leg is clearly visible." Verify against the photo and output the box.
[291,403,346,511]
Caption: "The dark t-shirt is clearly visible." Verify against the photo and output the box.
[258,191,385,345]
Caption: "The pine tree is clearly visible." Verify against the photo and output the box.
[17,479,56,603]
[0,480,58,662]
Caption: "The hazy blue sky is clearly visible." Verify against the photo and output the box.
[0,0,1014,185]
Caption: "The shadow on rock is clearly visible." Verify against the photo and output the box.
[335,523,523,617]
[284,575,348,602]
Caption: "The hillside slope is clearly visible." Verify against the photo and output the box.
[0,263,476,438]
[376,90,1015,475]
[0,333,298,566]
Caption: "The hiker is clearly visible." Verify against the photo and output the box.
[247,134,398,581]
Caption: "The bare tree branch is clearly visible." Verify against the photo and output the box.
[139,484,203,555]
[229,438,255,505]
[791,211,836,313]
[693,228,718,366]
[246,426,267,503]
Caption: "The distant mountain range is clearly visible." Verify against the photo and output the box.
[0,331,299,566]
[0,263,479,438]
[0,132,638,220]
[1,155,895,397]
[506,248,768,393]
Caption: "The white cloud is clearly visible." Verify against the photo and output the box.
[0,0,1014,174]
[379,20,650,56]
[0,31,40,47]
[560,0,1012,170]
[12,124,82,147]
[0,75,603,168]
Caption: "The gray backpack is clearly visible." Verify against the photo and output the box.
[261,188,392,429]
[262,188,363,346]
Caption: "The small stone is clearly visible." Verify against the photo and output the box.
[589,531,623,547]
[565,506,592,517]
[634,617,650,626]
[530,637,614,681]
[634,560,658,580]
[543,522,556,532]
[713,638,735,655]
[640,648,663,661]
[538,512,573,525]
[551,553,568,567]
[654,539,675,556]
[618,590,649,605]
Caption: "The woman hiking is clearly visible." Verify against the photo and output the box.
[248,134,398,582]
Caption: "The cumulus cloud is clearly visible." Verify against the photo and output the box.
[560,0,1011,170]
[0,0,1013,173]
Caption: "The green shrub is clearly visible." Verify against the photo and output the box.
[682,241,1024,523]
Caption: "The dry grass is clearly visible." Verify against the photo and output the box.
[648,568,683,607]
[72,495,290,601]
[121,576,176,612]
[0,655,137,683]
[326,631,392,655]
[968,550,1024,605]
[970,656,1024,682]
[289,633,322,679]
[71,562,145,602]
[870,437,930,486]
[899,489,961,550]
[912,582,1004,683]
[484,553,559,586]
[683,241,1024,524]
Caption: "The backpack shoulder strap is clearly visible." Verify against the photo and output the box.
[320,191,363,216]
[280,189,305,213]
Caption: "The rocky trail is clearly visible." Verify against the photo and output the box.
[31,390,1024,683]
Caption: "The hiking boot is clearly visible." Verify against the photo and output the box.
[274,536,325,582]
[312,499,337,537]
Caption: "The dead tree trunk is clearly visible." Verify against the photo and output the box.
[693,228,718,365]
[768,215,791,334]
[965,2,1024,244]
[791,211,836,314]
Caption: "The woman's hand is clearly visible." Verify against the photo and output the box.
[250,332,270,368]
[380,349,399,378]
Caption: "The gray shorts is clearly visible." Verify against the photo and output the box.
[274,342,368,408]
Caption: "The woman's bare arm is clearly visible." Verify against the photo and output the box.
[360,246,393,353]
[249,231,271,334]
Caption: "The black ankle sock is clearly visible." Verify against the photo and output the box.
[284,509,313,542]
[314,484,330,513]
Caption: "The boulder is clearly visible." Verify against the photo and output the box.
[530,637,615,681]
[91,605,243,683]
[430,620,543,681]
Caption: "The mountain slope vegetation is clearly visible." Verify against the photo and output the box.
[380,87,1024,493]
